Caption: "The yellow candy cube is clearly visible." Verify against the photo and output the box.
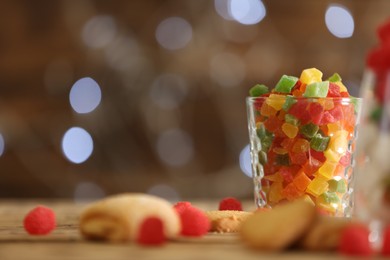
[265,94,285,111]
[269,182,284,203]
[335,81,348,93]
[324,148,342,163]
[282,123,298,138]
[328,130,349,154]
[306,176,329,197]
[327,123,342,136]
[299,68,323,85]
[318,160,337,179]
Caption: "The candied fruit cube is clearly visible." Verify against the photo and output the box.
[324,148,342,162]
[274,75,298,93]
[250,84,269,97]
[282,95,297,111]
[266,94,286,111]
[282,183,303,201]
[282,123,298,138]
[269,182,284,203]
[303,81,329,98]
[328,179,347,193]
[300,68,323,85]
[300,123,319,138]
[306,176,329,197]
[310,134,330,152]
[292,138,310,153]
[327,73,342,82]
[293,170,312,191]
[318,160,337,179]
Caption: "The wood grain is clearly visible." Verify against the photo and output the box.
[0,200,344,260]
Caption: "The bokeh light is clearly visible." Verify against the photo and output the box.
[0,133,5,157]
[82,15,117,48]
[147,184,180,203]
[149,73,188,110]
[74,182,105,203]
[229,0,266,25]
[239,144,252,178]
[62,127,94,164]
[69,77,102,114]
[156,128,194,167]
[214,0,234,20]
[210,52,246,87]
[325,5,354,38]
[155,17,192,50]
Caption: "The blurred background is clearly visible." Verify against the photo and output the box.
[0,0,388,201]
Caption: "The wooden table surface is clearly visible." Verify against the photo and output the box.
[0,199,349,260]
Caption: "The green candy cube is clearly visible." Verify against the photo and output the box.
[285,114,299,126]
[310,133,330,152]
[300,123,319,139]
[258,151,268,165]
[318,191,340,204]
[327,73,342,82]
[303,81,329,98]
[250,84,269,97]
[274,75,298,93]
[282,95,297,111]
[328,179,347,193]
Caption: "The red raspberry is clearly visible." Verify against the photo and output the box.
[218,197,243,211]
[173,201,192,215]
[23,205,56,235]
[381,225,390,256]
[180,206,210,237]
[338,224,373,256]
[137,217,166,246]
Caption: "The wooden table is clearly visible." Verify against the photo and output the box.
[0,200,345,260]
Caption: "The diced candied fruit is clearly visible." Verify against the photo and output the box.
[264,172,283,182]
[266,94,286,111]
[292,138,310,153]
[303,81,329,98]
[274,75,299,93]
[282,123,298,138]
[250,84,269,97]
[300,123,319,138]
[310,134,330,152]
[318,160,337,180]
[300,68,323,85]
[282,183,303,201]
[328,179,347,193]
[285,114,299,126]
[282,95,297,111]
[261,102,277,117]
[324,148,342,163]
[290,151,308,165]
[293,170,312,191]
[269,182,284,203]
[327,73,342,83]
[303,158,322,176]
[306,176,329,197]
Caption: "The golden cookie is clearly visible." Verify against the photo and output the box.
[205,210,253,233]
[79,193,181,242]
[240,199,316,251]
[300,216,350,251]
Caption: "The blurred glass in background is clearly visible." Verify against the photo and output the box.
[0,0,388,201]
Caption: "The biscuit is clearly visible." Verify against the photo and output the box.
[79,193,181,242]
[205,210,253,233]
[300,216,350,251]
[240,199,316,251]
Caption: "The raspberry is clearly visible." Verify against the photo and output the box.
[218,197,243,211]
[23,205,56,235]
[381,225,390,256]
[173,201,192,215]
[137,217,166,246]
[338,224,373,256]
[180,206,210,237]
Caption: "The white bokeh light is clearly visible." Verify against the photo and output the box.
[239,144,252,178]
[74,182,105,204]
[70,77,102,114]
[147,184,181,203]
[155,17,192,50]
[325,5,354,38]
[0,133,5,157]
[156,128,194,167]
[229,0,266,25]
[82,15,117,48]
[214,0,234,20]
[62,127,94,164]
[150,73,188,110]
[210,52,246,88]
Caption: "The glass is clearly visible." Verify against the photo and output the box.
[355,69,390,248]
[246,95,362,217]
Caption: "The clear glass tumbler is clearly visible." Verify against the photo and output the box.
[355,69,390,248]
[246,95,362,217]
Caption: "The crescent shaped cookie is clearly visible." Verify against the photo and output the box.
[205,210,253,233]
[240,199,316,251]
[79,193,181,242]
